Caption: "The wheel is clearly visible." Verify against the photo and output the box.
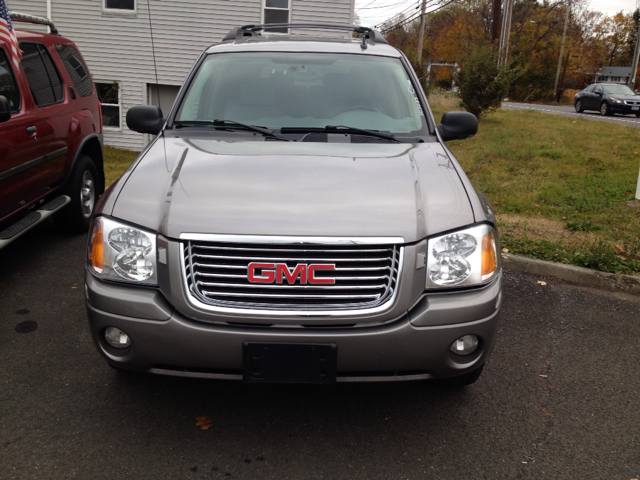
[339,105,382,114]
[574,100,583,113]
[54,154,99,233]
[436,363,484,387]
[600,102,611,116]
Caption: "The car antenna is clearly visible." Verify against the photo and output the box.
[145,0,163,118]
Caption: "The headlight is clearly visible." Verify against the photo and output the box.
[426,224,498,289]
[88,217,157,285]
[610,97,622,103]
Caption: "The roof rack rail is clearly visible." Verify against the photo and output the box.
[9,12,59,35]
[222,23,388,45]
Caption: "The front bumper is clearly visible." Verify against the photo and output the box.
[610,103,640,115]
[86,271,502,382]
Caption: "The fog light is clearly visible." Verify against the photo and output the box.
[451,335,478,356]
[105,327,131,349]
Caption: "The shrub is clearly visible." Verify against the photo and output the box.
[458,45,520,118]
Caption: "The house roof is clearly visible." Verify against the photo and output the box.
[597,66,632,76]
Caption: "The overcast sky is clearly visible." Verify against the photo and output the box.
[355,0,639,30]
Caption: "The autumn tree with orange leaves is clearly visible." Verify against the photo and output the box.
[384,0,640,101]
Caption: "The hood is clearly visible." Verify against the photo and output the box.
[110,137,475,243]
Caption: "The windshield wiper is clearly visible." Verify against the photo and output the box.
[173,119,290,141]
[324,125,400,143]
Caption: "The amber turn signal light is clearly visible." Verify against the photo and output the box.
[90,226,104,272]
[481,233,497,277]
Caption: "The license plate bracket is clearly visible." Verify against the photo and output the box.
[632,106,639,111]
[243,342,337,384]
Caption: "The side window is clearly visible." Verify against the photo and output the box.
[0,48,21,112]
[104,0,136,13]
[263,0,290,33]
[95,81,121,128]
[55,44,93,97]
[584,85,594,93]
[20,42,64,107]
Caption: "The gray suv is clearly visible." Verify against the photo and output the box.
[85,24,501,386]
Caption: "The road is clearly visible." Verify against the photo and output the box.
[503,101,640,128]
[1,219,639,479]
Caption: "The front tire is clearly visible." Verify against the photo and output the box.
[600,102,611,116]
[574,100,583,113]
[54,154,99,233]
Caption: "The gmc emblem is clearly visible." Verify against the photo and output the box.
[248,263,336,285]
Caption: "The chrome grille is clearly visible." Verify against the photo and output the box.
[183,240,402,313]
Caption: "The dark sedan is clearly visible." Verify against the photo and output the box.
[574,83,640,117]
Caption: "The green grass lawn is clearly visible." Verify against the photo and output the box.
[103,109,640,275]
[104,145,139,187]
[431,105,640,275]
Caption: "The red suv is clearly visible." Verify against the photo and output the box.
[0,13,104,248]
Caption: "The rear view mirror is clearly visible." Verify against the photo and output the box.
[0,95,11,123]
[437,111,478,141]
[126,105,164,135]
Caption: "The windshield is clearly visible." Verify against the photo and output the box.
[602,85,635,95]
[175,53,429,137]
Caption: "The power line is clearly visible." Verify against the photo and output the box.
[381,0,456,30]
[357,0,416,10]
[380,10,422,31]
[378,0,443,27]
[356,0,384,11]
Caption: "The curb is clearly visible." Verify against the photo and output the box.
[501,253,640,295]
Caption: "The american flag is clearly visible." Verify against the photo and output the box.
[0,0,21,69]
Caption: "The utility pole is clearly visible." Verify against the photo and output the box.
[630,5,640,91]
[416,0,427,65]
[498,0,514,66]
[491,0,501,44]
[553,0,570,101]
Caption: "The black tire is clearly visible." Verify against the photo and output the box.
[54,154,99,233]
[574,100,583,113]
[436,363,484,387]
[600,102,611,116]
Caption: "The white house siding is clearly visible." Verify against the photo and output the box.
[9,0,354,150]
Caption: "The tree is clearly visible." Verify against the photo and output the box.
[458,45,519,117]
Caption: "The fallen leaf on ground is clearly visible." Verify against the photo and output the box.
[537,281,547,286]
[615,245,624,254]
[538,374,548,378]
[502,248,509,253]
[196,416,212,430]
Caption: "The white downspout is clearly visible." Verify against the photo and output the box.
[46,0,52,32]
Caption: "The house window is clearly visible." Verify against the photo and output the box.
[95,81,121,128]
[19,42,64,107]
[263,0,290,33]
[103,0,136,13]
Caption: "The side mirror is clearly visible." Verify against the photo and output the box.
[126,105,164,135]
[0,95,11,123]
[437,111,478,141]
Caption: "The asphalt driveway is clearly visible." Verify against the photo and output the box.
[503,101,640,128]
[1,219,639,479]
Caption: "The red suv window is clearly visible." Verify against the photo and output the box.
[19,42,64,106]
[0,48,21,112]
[55,44,94,97]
